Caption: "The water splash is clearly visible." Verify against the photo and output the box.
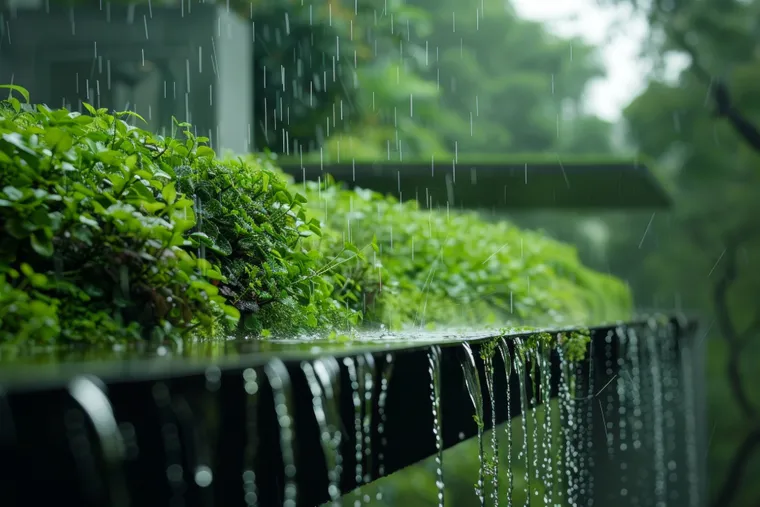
[461,342,486,507]
[577,338,596,504]
[264,359,297,507]
[497,339,514,507]
[513,338,531,507]
[428,345,445,507]
[603,330,617,461]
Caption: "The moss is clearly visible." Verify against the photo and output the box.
[559,328,592,362]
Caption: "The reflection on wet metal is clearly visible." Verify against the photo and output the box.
[0,387,15,445]
[68,375,129,507]
[152,382,187,504]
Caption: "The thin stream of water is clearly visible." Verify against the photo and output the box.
[646,326,667,507]
[482,346,500,507]
[313,358,344,505]
[658,324,680,504]
[376,353,395,501]
[242,367,259,506]
[616,329,630,500]
[263,359,297,507]
[513,339,531,507]
[530,358,540,488]
[627,327,645,506]
[343,356,364,507]
[461,342,486,507]
[301,360,341,505]
[497,339,514,507]
[556,347,575,507]
[428,345,445,507]
[680,340,701,507]
[536,346,554,506]
[361,352,376,492]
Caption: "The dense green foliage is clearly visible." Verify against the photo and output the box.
[0,84,631,344]
[0,85,356,344]
[309,0,615,162]
[296,176,632,329]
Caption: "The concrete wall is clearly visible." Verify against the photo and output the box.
[0,2,252,153]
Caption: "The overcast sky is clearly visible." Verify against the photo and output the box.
[510,0,651,121]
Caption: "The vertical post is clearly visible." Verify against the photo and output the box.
[214,7,252,156]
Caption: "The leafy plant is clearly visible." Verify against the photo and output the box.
[0,85,355,344]
[0,84,631,346]
[175,147,358,336]
[292,175,633,331]
[0,85,238,343]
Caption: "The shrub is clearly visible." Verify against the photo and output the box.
[173,151,358,336]
[292,175,633,330]
[0,86,354,344]
[0,83,630,346]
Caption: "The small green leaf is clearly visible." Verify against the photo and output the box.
[196,146,215,158]
[0,84,30,103]
[82,102,97,116]
[30,231,54,257]
[2,186,23,201]
[222,304,241,321]
[162,182,177,204]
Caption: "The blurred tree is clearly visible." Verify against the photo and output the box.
[405,0,614,156]
[244,0,428,154]
[315,0,616,161]
[594,0,760,505]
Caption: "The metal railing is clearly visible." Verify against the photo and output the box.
[0,317,703,507]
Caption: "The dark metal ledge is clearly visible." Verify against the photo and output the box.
[0,318,697,507]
